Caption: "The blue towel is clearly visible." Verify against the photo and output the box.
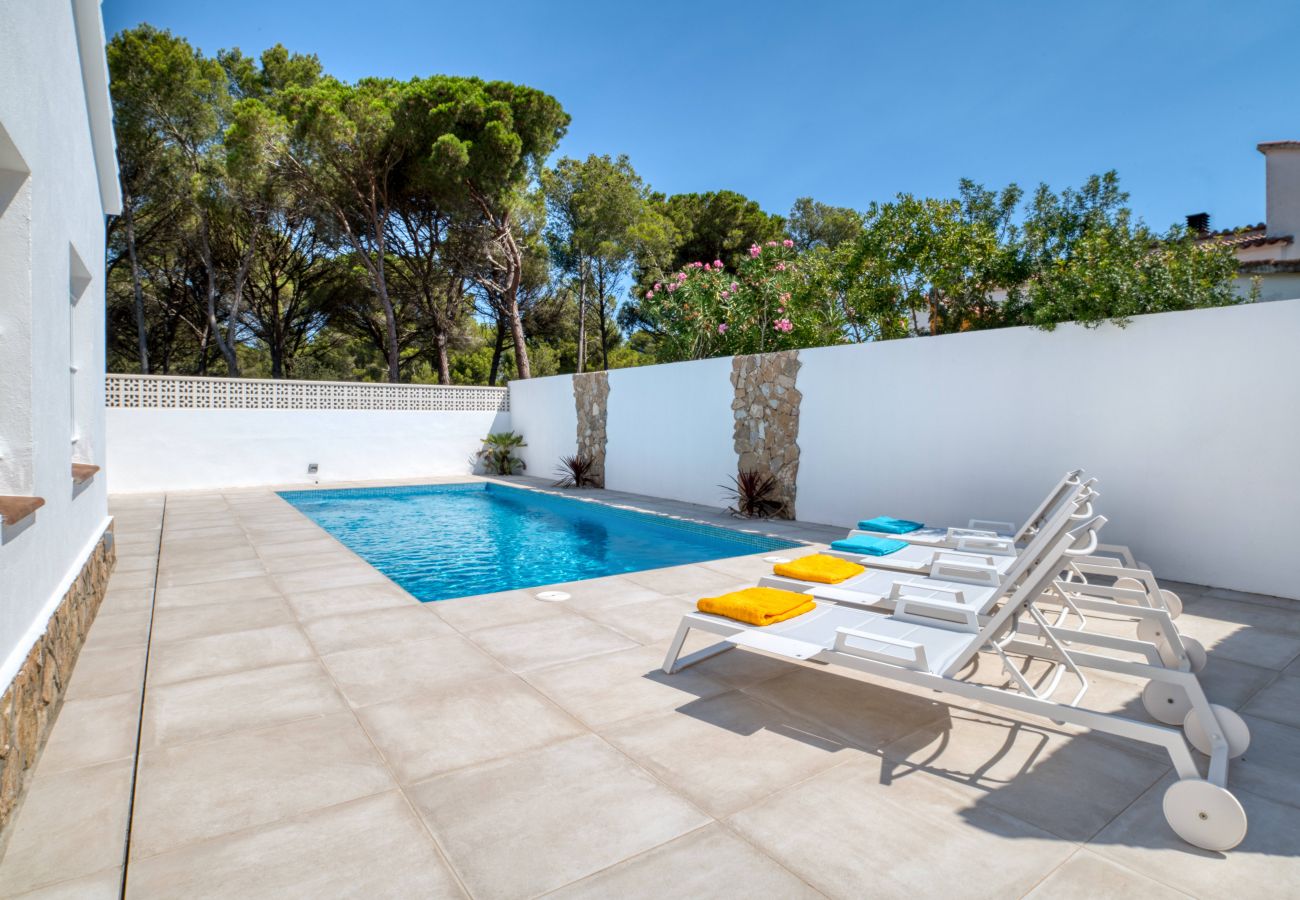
[831,535,909,557]
[857,516,924,535]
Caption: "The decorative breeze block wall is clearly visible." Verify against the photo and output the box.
[105,374,509,412]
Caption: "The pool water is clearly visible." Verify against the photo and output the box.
[277,482,799,602]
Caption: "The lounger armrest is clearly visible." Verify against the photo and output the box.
[1071,560,1157,585]
[887,581,966,604]
[935,550,995,566]
[947,526,997,540]
[1092,543,1139,569]
[928,554,1000,587]
[892,594,980,631]
[966,518,1015,534]
[952,534,1016,557]
[833,627,927,669]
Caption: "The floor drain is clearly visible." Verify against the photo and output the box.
[536,591,571,602]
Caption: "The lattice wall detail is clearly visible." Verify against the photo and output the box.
[106,374,509,412]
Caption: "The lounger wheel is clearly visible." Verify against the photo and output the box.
[1114,576,1144,600]
[1141,681,1191,725]
[1163,780,1248,851]
[1183,704,1251,759]
[1160,590,1183,619]
[1134,620,1205,672]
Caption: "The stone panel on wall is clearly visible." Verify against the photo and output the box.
[730,350,801,518]
[0,527,115,838]
[573,372,609,488]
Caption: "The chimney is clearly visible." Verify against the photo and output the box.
[1186,212,1210,234]
[1257,141,1300,241]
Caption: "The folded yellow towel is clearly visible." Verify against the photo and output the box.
[697,587,815,626]
[773,554,865,584]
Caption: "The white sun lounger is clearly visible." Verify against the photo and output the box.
[852,469,1087,548]
[664,516,1252,852]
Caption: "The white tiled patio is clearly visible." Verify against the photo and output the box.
[1,478,1298,899]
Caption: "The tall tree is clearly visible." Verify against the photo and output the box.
[401,77,569,379]
[788,197,862,251]
[544,154,656,371]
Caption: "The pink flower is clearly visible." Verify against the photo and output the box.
[676,272,687,282]
[730,282,739,292]
[692,261,704,268]
[780,292,791,301]
[777,306,785,314]
[720,289,729,299]
[783,238,794,248]
[749,244,761,258]
[654,282,661,290]
[666,282,678,293]
[645,290,654,299]
[713,259,723,268]
[718,323,728,334]
[766,240,778,247]
[775,262,786,271]
[774,318,793,333]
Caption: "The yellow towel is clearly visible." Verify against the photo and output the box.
[697,587,815,627]
[773,554,865,584]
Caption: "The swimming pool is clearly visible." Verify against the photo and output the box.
[278,482,800,602]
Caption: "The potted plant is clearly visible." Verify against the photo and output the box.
[477,431,527,475]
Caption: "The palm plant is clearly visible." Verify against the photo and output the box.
[720,469,783,518]
[477,431,527,475]
[553,454,598,488]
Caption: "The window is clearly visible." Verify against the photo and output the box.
[0,121,33,497]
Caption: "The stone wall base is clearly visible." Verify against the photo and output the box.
[0,525,116,839]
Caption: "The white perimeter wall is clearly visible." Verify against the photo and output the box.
[512,300,1300,600]
[0,3,115,691]
[509,376,578,481]
[107,409,509,493]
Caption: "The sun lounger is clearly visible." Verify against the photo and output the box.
[664,516,1251,852]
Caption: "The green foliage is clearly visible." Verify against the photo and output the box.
[477,432,527,475]
[721,470,783,519]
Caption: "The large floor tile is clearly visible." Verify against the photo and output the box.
[149,595,294,643]
[536,575,673,614]
[281,581,415,620]
[271,562,391,596]
[65,645,146,701]
[465,614,638,672]
[524,644,731,729]
[742,665,949,751]
[146,624,314,686]
[2,867,124,899]
[141,661,346,748]
[155,558,269,589]
[578,595,697,645]
[154,575,281,609]
[879,709,1170,842]
[1241,674,1300,728]
[621,564,748,598]
[80,610,151,652]
[1232,715,1300,811]
[544,823,822,899]
[430,589,572,631]
[35,692,141,775]
[123,792,463,899]
[1024,849,1191,899]
[301,605,454,655]
[0,761,133,896]
[130,713,394,858]
[603,691,857,818]
[357,674,584,783]
[97,587,154,617]
[1089,773,1300,898]
[320,635,505,707]
[728,756,1075,900]
[409,734,708,900]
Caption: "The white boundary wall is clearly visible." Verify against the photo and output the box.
[106,376,509,492]
[509,300,1300,599]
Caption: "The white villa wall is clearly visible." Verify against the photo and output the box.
[604,358,737,507]
[797,300,1300,599]
[107,408,509,493]
[508,376,578,479]
[0,1,120,690]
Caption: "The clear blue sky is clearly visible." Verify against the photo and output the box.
[103,0,1300,232]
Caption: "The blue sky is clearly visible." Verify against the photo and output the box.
[103,0,1300,232]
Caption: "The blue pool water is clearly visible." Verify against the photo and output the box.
[278,482,799,602]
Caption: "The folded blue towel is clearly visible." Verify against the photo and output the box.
[857,516,924,535]
[831,535,909,556]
